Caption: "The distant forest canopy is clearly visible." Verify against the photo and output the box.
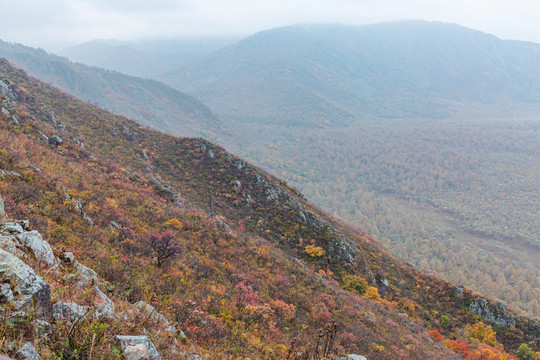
[233,117,540,318]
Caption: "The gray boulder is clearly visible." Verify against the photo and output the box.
[0,249,52,317]
[0,194,5,223]
[1,222,24,235]
[347,355,368,360]
[53,301,89,323]
[116,336,162,360]
[17,231,59,267]
[0,282,14,302]
[135,301,169,327]
[124,344,151,360]
[74,261,98,288]
[48,135,63,146]
[93,286,115,319]
[16,342,41,360]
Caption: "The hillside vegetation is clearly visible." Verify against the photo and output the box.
[1,60,538,358]
[233,118,540,318]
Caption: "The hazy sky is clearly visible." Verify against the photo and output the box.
[1,0,539,48]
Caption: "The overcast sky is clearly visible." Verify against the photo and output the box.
[1,0,539,49]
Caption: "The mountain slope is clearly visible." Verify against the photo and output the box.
[61,37,237,79]
[164,20,540,126]
[0,39,228,141]
[1,60,538,358]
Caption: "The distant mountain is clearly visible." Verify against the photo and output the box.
[0,39,228,140]
[61,37,237,79]
[164,21,540,126]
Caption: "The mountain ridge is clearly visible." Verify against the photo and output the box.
[163,20,540,126]
[0,39,229,141]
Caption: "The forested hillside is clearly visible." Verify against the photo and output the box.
[0,39,228,141]
[166,21,540,126]
[61,38,237,79]
[233,117,540,318]
[1,60,538,358]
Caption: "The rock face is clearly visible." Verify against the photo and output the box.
[0,194,5,223]
[16,342,41,360]
[468,297,516,327]
[48,134,63,146]
[124,344,151,360]
[17,231,59,267]
[53,301,89,323]
[116,336,162,360]
[93,286,115,319]
[0,249,52,318]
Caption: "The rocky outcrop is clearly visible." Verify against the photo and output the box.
[150,177,181,204]
[53,301,89,323]
[16,342,41,360]
[48,134,62,146]
[116,336,162,360]
[0,249,52,318]
[468,297,516,327]
[0,194,6,223]
[17,231,59,267]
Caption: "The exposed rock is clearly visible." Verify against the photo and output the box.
[53,301,89,323]
[1,222,24,235]
[73,138,84,149]
[93,286,115,319]
[135,301,169,328]
[0,249,52,318]
[18,220,30,230]
[468,297,515,327]
[245,194,252,204]
[8,117,20,126]
[328,235,357,265]
[0,194,5,223]
[1,107,9,116]
[116,335,162,360]
[265,187,284,202]
[16,342,41,360]
[0,233,22,256]
[0,170,21,178]
[17,231,59,267]
[0,79,11,96]
[234,180,241,189]
[58,251,74,265]
[150,177,180,203]
[0,282,14,302]
[82,213,94,227]
[124,344,150,360]
[28,165,41,175]
[297,210,324,230]
[37,132,49,143]
[74,261,98,288]
[141,150,149,160]
[48,134,63,146]
[347,355,368,360]
[31,320,50,336]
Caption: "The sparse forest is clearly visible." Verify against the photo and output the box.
[235,117,540,318]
